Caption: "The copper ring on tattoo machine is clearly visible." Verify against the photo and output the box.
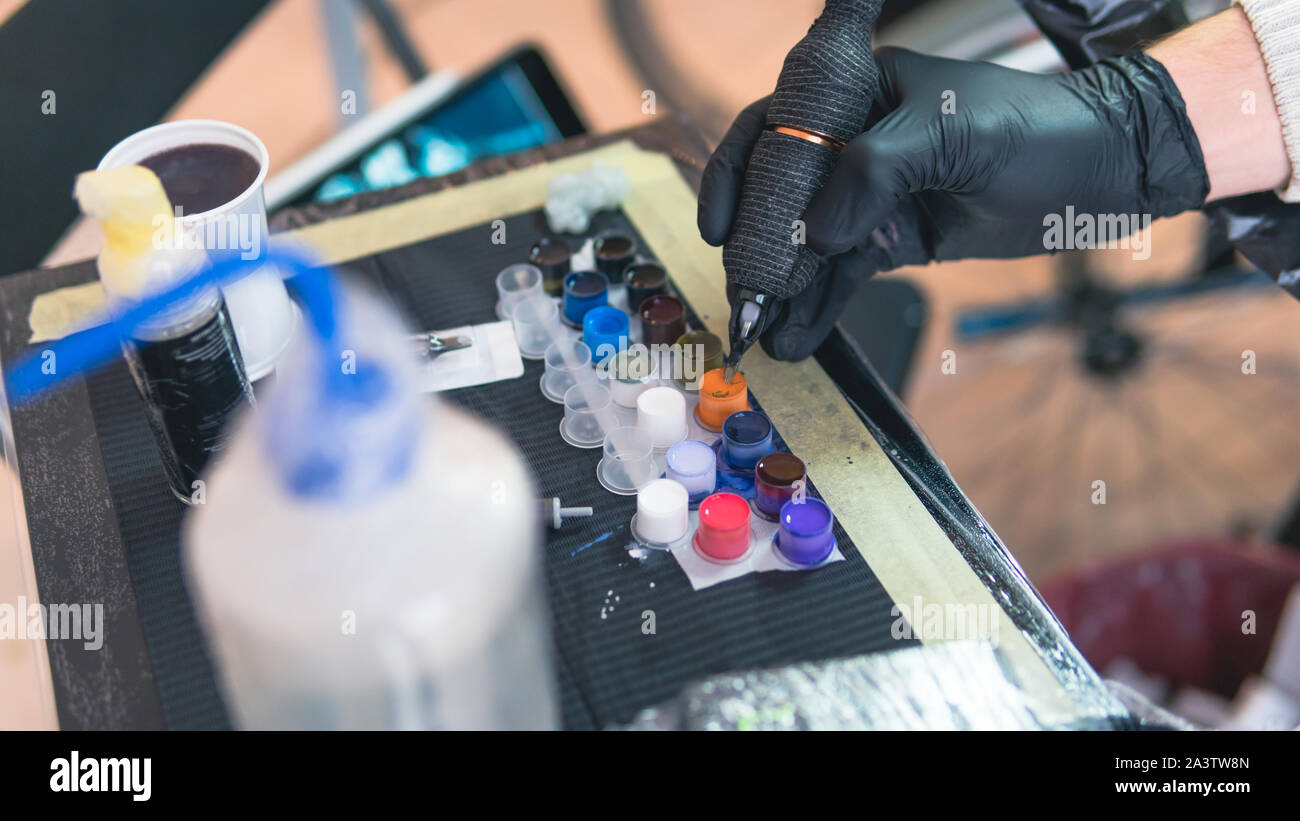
[771,124,846,151]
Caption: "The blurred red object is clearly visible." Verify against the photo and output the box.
[1042,539,1300,698]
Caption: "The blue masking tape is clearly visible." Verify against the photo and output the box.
[5,249,335,403]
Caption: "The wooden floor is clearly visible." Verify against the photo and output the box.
[899,220,1300,581]
[19,0,1300,582]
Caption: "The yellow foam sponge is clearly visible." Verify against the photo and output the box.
[74,165,176,297]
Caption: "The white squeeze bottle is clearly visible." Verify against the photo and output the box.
[182,276,557,729]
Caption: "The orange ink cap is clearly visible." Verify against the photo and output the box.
[695,368,750,431]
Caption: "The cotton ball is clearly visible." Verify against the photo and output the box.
[588,163,630,206]
[544,164,630,233]
[544,173,590,233]
[544,194,589,234]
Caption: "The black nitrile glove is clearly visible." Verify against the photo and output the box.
[698,47,1210,361]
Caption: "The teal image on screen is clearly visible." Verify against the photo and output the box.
[315,63,564,202]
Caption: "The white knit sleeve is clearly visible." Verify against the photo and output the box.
[1237,0,1300,201]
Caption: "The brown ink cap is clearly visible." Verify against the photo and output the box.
[530,236,571,266]
[640,294,683,324]
[595,233,635,259]
[756,453,805,486]
[624,262,666,288]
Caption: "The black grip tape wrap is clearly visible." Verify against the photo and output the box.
[723,131,837,299]
[723,0,883,300]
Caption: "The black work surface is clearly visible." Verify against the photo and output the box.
[0,214,904,730]
[348,208,907,729]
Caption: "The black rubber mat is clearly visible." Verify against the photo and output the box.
[80,207,910,729]
[83,362,230,729]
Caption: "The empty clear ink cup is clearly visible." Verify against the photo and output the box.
[665,439,716,504]
[583,305,629,364]
[594,231,637,280]
[562,270,609,326]
[623,261,667,313]
[636,386,688,450]
[511,295,565,360]
[721,410,773,470]
[495,263,544,321]
[541,339,593,404]
[599,346,658,408]
[676,330,724,391]
[775,497,836,567]
[561,382,616,448]
[597,426,658,496]
[694,492,753,563]
[754,452,806,520]
[632,478,690,547]
[529,236,571,295]
[696,368,750,431]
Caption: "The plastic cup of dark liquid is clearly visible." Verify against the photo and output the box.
[754,452,806,519]
[98,120,297,382]
[623,261,667,313]
[594,231,637,280]
[529,236,572,295]
[638,294,686,348]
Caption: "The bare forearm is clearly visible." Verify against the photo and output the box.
[1148,5,1291,201]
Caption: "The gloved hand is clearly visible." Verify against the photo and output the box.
[698,47,1210,361]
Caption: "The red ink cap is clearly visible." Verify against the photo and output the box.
[694,492,752,561]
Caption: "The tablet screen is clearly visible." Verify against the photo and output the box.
[311,57,574,203]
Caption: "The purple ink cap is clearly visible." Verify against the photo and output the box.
[776,497,835,567]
